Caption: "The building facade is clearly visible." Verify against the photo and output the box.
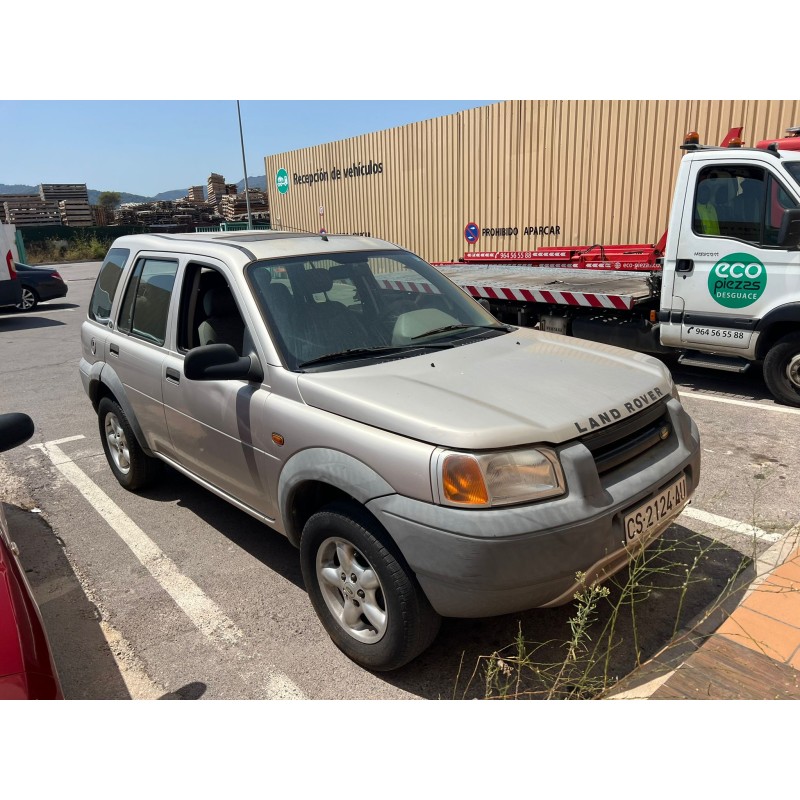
[263,100,800,263]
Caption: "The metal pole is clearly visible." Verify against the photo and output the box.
[237,100,253,230]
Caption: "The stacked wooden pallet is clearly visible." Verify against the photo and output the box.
[39,183,89,202]
[219,190,269,221]
[59,199,93,226]
[3,197,60,226]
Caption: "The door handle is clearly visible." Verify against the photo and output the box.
[165,367,181,384]
[109,343,119,355]
[676,259,694,273]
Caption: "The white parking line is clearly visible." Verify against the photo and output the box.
[681,506,781,543]
[677,389,800,415]
[30,435,306,699]
[31,437,244,644]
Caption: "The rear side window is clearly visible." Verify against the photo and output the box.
[117,258,178,346]
[88,248,129,322]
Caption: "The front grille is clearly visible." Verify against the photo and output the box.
[581,401,671,476]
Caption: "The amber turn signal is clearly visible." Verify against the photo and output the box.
[442,454,489,505]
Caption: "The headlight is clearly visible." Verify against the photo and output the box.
[435,447,565,508]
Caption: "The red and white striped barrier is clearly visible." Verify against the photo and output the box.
[462,284,633,310]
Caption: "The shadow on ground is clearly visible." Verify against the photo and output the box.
[5,503,133,699]
[385,525,754,699]
[140,466,304,590]
[102,465,757,700]
[0,316,65,331]
[15,450,757,701]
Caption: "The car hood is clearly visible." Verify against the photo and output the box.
[296,329,673,449]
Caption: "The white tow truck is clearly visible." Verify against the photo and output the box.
[434,129,800,406]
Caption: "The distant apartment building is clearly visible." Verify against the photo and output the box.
[188,185,205,202]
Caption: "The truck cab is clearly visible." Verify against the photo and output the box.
[659,137,800,404]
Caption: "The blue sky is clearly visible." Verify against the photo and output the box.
[0,101,496,197]
[0,5,779,200]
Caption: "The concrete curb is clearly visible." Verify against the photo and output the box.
[604,521,800,699]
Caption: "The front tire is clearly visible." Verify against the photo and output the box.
[97,397,159,490]
[300,501,441,671]
[15,286,38,312]
[763,333,800,407]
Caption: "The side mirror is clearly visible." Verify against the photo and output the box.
[777,208,800,250]
[0,413,35,453]
[184,344,263,383]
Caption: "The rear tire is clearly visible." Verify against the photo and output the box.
[763,333,800,407]
[300,500,441,671]
[97,397,159,490]
[15,286,38,312]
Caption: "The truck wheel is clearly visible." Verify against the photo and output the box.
[97,397,159,490]
[300,501,441,671]
[763,333,800,408]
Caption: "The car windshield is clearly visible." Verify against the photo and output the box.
[246,248,509,371]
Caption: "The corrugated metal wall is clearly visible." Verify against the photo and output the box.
[263,100,800,263]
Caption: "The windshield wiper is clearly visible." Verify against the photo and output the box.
[410,323,513,340]
[298,343,455,369]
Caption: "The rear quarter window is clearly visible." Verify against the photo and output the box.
[88,247,130,322]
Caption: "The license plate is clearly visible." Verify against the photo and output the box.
[623,476,687,547]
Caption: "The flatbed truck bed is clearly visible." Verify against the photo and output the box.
[435,265,656,311]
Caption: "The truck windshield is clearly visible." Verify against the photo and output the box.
[246,249,508,371]
[786,163,800,190]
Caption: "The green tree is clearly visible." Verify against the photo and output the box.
[98,191,121,210]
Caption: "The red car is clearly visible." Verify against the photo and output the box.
[0,413,63,699]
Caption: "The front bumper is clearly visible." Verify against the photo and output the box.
[367,398,700,618]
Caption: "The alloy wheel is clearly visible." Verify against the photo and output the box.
[16,288,36,310]
[104,413,131,474]
[315,536,388,643]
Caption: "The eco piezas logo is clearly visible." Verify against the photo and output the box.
[275,168,289,195]
[707,253,767,309]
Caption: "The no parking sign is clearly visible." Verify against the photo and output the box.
[464,222,480,244]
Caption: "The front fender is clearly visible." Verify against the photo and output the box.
[277,448,395,546]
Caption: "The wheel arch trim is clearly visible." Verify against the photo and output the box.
[91,364,155,457]
[755,304,800,359]
[278,449,395,547]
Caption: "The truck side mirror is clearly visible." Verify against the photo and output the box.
[777,208,800,250]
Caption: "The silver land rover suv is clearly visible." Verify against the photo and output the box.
[80,231,700,670]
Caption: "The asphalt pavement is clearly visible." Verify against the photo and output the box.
[2,259,799,700]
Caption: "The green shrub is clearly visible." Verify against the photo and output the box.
[24,234,111,265]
